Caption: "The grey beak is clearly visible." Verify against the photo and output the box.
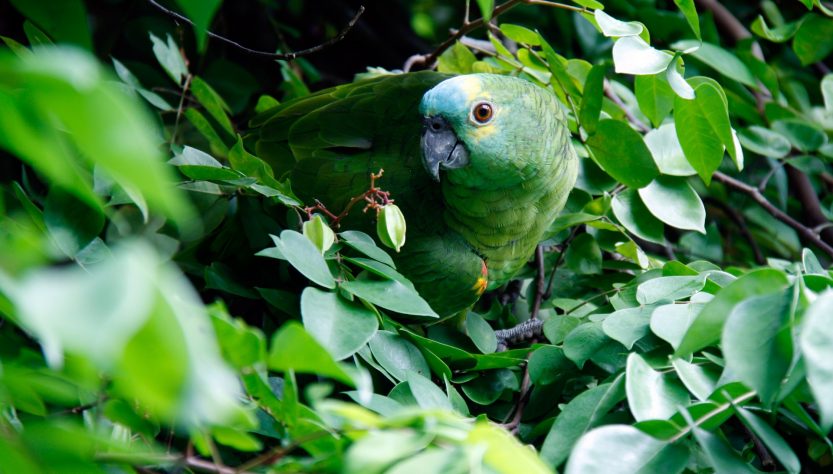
[421,115,470,182]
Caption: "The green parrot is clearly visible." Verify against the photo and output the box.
[252,71,577,316]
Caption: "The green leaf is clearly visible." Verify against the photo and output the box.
[635,74,675,127]
[268,321,355,386]
[169,146,242,181]
[406,372,453,410]
[368,331,431,382]
[467,421,554,474]
[9,0,92,49]
[544,316,581,345]
[676,268,790,356]
[692,427,756,473]
[190,76,234,136]
[644,124,696,176]
[612,36,673,75]
[499,24,540,45]
[650,303,703,350]
[637,275,705,304]
[772,118,828,152]
[341,278,437,318]
[626,353,689,421]
[340,230,396,267]
[737,126,792,158]
[822,74,833,113]
[209,304,266,369]
[465,312,497,354]
[1,35,31,58]
[735,407,801,474]
[345,430,432,473]
[602,306,656,349]
[672,41,757,87]
[462,369,518,405]
[213,426,262,452]
[751,15,802,43]
[792,14,833,65]
[674,82,734,184]
[673,0,701,40]
[540,377,625,467]
[112,59,175,109]
[271,230,336,289]
[0,47,194,229]
[528,345,570,386]
[612,189,665,244]
[475,0,495,21]
[565,425,689,474]
[437,41,477,75]
[149,33,188,85]
[800,290,833,431]
[563,322,608,368]
[23,20,52,46]
[6,242,247,427]
[638,177,705,233]
[185,108,230,157]
[586,119,659,188]
[44,188,105,259]
[580,65,605,134]
[565,233,602,274]
[301,287,378,360]
[174,0,223,52]
[303,215,335,254]
[802,248,826,275]
[671,358,718,401]
[666,58,695,99]
[595,10,643,37]
[722,291,792,405]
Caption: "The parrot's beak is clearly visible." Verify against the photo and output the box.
[421,115,470,182]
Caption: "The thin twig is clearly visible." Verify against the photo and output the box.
[668,390,757,442]
[405,0,585,71]
[303,170,391,227]
[170,74,193,145]
[147,0,365,60]
[529,245,547,318]
[604,80,649,132]
[704,197,765,265]
[234,430,334,472]
[543,227,581,300]
[713,172,833,259]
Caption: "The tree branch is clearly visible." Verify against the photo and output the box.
[704,197,765,265]
[712,172,833,259]
[785,165,833,247]
[147,0,365,60]
[404,0,585,71]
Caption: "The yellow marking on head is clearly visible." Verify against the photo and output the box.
[472,124,497,140]
[454,75,484,102]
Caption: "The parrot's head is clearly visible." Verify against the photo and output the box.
[419,74,567,188]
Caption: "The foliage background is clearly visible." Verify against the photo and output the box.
[2,0,833,473]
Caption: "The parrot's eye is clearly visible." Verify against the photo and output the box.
[471,102,494,124]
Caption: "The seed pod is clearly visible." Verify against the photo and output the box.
[302,214,335,254]
[376,204,407,252]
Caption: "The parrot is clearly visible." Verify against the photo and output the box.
[252,71,578,316]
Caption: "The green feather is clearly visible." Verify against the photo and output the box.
[252,72,577,315]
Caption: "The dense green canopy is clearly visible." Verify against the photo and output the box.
[1,0,833,473]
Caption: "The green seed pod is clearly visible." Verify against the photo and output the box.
[377,204,407,252]
[303,214,335,254]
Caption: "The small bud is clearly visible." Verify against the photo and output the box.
[303,214,335,254]
[376,204,407,253]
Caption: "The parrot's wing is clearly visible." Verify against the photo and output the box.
[253,71,486,315]
[253,71,446,211]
